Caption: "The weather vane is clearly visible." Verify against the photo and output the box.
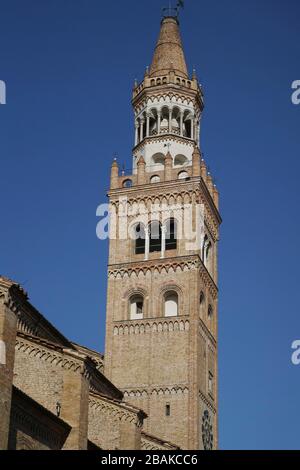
[162,0,184,19]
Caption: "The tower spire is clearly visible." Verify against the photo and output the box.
[150,15,188,78]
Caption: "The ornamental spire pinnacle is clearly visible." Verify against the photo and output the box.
[150,15,188,79]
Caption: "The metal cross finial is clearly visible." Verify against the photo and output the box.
[162,0,180,18]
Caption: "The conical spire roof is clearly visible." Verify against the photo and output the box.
[150,17,188,79]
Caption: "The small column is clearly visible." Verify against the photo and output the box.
[146,113,150,138]
[180,111,184,137]
[198,116,202,145]
[157,111,161,134]
[135,121,139,146]
[168,108,172,133]
[140,118,144,142]
[190,117,194,140]
[145,227,150,261]
[161,226,166,259]
[194,121,198,144]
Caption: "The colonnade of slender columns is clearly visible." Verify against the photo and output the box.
[135,108,198,146]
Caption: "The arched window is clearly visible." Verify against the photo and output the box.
[183,111,192,138]
[164,291,178,317]
[150,175,161,184]
[178,171,189,180]
[133,223,146,255]
[208,305,213,320]
[151,153,165,170]
[149,108,158,136]
[165,218,177,251]
[130,295,144,320]
[123,179,132,188]
[200,291,205,306]
[202,235,212,269]
[149,221,162,253]
[174,154,188,167]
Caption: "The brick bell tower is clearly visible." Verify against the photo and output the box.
[104,14,221,450]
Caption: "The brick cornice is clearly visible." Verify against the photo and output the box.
[0,280,26,315]
[108,179,222,236]
[108,255,218,298]
[89,391,146,426]
[132,85,203,111]
[141,431,180,450]
[132,134,195,153]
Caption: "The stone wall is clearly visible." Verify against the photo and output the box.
[88,392,145,450]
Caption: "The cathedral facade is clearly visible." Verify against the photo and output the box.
[0,14,220,451]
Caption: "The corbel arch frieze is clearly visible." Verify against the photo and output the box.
[113,318,190,336]
[89,397,140,425]
[15,338,84,374]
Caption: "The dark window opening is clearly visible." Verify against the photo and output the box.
[149,222,162,253]
[135,224,146,255]
[165,219,177,251]
[185,120,191,138]
[166,404,171,417]
[136,302,143,315]
[208,372,214,395]
[123,179,132,188]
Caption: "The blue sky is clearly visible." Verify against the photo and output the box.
[1,0,300,450]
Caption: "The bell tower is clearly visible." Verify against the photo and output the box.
[104,13,221,450]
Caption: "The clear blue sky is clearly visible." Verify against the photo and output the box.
[1,0,300,450]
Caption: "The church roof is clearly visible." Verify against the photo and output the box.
[150,16,188,79]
